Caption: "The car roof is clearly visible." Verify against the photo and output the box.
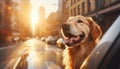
[80,16,120,69]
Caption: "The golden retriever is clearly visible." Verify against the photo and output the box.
[61,15,102,69]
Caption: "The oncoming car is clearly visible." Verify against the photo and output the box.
[41,37,46,42]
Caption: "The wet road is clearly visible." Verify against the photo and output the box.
[0,38,64,69]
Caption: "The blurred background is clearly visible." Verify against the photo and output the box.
[0,0,120,44]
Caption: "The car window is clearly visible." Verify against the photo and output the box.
[105,34,120,69]
[80,16,120,69]
[97,34,120,69]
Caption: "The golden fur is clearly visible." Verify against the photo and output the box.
[61,15,102,69]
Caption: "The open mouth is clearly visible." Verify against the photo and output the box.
[63,31,85,46]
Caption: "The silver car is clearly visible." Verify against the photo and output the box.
[57,38,65,49]
[46,36,57,45]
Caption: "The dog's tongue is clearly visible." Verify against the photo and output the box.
[64,36,80,44]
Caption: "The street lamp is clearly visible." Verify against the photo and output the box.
[8,6,11,10]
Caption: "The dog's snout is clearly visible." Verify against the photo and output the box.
[62,24,70,31]
[61,24,70,36]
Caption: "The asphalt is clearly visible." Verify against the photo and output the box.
[0,38,64,69]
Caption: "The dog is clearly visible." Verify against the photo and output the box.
[61,15,102,69]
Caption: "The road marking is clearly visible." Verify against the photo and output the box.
[13,57,21,69]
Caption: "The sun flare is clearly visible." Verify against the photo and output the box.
[31,10,38,23]
[31,9,38,35]
[30,0,58,36]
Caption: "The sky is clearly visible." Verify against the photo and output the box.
[30,0,58,18]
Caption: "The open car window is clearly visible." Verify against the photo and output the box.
[80,16,120,69]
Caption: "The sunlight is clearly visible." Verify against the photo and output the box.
[30,0,58,35]
[31,23,35,36]
[31,10,38,23]
[27,39,45,69]
[30,8,38,35]
[30,9,38,36]
[30,0,58,18]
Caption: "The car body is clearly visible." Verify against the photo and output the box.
[46,36,57,45]
[80,16,120,69]
[57,38,65,49]
[41,37,46,42]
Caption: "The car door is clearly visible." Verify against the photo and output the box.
[80,15,120,69]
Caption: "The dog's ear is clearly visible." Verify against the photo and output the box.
[86,17,102,42]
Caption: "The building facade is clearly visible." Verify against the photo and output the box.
[0,0,12,43]
[36,6,46,36]
[45,12,59,36]
[0,0,32,43]
[19,0,32,36]
[58,0,63,24]
[61,0,120,34]
[62,0,70,22]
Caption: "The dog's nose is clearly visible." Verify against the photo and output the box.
[62,24,70,32]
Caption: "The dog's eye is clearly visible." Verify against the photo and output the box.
[77,20,83,23]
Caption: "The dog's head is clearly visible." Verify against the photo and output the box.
[61,15,102,47]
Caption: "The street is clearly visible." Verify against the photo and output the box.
[0,38,64,69]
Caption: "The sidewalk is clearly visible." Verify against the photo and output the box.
[0,42,16,47]
[0,42,21,51]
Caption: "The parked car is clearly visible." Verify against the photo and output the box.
[80,16,120,69]
[57,38,65,49]
[41,37,46,42]
[46,36,57,45]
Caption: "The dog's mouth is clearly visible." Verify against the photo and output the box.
[62,31,85,46]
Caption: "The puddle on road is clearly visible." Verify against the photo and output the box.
[15,51,64,69]
[13,39,64,69]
